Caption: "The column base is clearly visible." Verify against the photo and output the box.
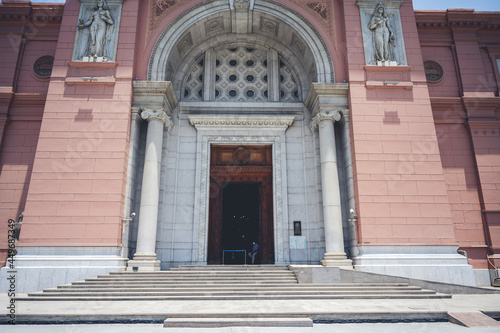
[127,254,161,272]
[321,253,353,268]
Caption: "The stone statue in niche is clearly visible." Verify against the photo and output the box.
[368,2,396,64]
[77,0,114,59]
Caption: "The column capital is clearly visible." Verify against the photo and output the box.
[140,108,173,130]
[310,111,343,132]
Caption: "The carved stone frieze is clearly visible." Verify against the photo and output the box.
[188,115,296,131]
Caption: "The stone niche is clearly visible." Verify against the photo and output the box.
[357,1,407,66]
[72,0,124,62]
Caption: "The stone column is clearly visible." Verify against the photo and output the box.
[306,83,352,268]
[127,108,172,271]
[310,112,352,267]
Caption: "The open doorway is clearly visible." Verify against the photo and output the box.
[221,183,260,264]
[207,145,274,265]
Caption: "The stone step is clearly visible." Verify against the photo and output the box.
[19,293,451,301]
[105,271,295,278]
[163,316,313,328]
[173,265,291,270]
[59,282,412,289]
[71,280,298,286]
[18,265,450,302]
[50,285,422,292]
[29,289,438,297]
[80,278,298,284]
[97,273,296,279]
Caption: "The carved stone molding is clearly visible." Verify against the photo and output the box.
[140,108,173,130]
[188,115,295,131]
[229,0,254,10]
[230,0,254,34]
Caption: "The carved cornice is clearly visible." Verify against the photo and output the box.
[188,115,295,131]
[309,111,343,132]
[133,81,179,114]
[305,83,349,117]
[415,10,500,31]
[140,108,173,130]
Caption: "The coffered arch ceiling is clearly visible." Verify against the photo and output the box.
[148,0,335,101]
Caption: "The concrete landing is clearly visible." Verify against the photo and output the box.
[3,293,500,325]
[163,315,313,328]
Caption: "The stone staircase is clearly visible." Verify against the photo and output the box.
[22,265,450,301]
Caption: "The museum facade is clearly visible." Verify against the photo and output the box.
[0,0,499,292]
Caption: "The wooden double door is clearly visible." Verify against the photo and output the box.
[207,145,274,264]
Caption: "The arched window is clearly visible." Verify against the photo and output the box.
[181,46,301,103]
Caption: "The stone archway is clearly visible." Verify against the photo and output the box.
[148,0,335,86]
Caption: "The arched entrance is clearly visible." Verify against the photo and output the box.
[132,0,353,268]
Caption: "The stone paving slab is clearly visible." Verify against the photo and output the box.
[3,322,500,333]
[449,311,500,327]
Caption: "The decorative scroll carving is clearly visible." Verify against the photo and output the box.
[229,0,254,10]
[307,3,328,19]
[232,146,251,165]
[156,0,177,16]
[310,111,343,132]
[140,108,173,130]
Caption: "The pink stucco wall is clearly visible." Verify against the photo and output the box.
[417,8,500,269]
[343,0,457,246]
[0,1,62,265]
[16,0,140,247]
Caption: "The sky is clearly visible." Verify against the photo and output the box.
[2,0,500,11]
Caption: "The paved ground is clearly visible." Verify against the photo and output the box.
[3,322,500,332]
[2,293,499,331]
